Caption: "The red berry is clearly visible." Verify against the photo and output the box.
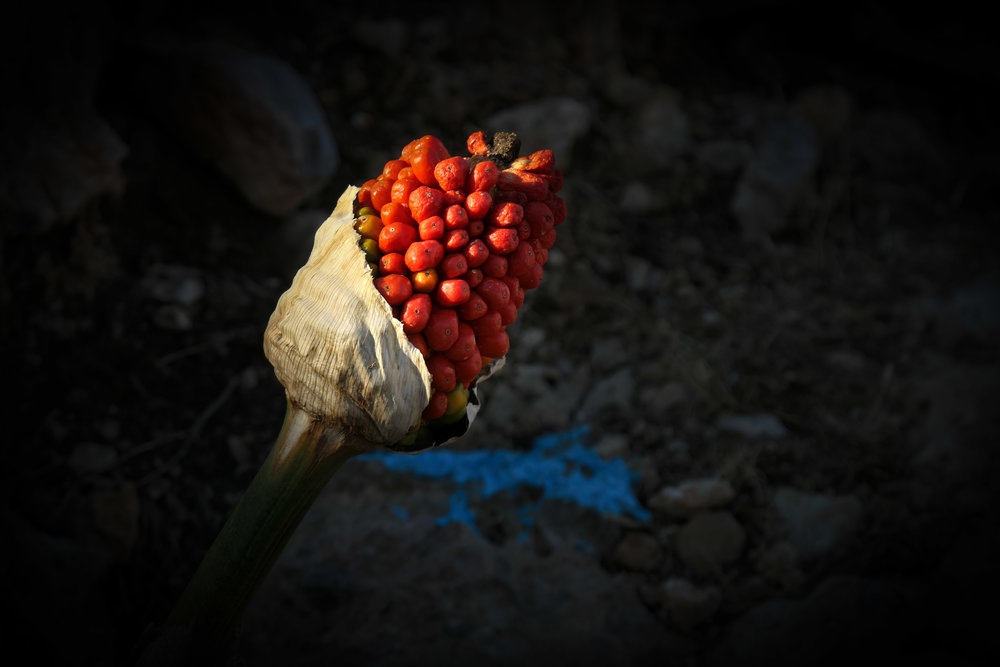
[409,186,444,221]
[467,219,485,237]
[506,277,525,308]
[391,177,421,206]
[477,330,510,358]
[462,238,489,267]
[434,156,470,191]
[544,169,564,193]
[444,322,477,361]
[498,302,518,326]
[358,178,377,206]
[380,201,414,226]
[465,190,492,219]
[466,131,489,156]
[426,354,457,392]
[466,160,499,192]
[404,240,445,272]
[533,243,549,266]
[425,308,459,351]
[487,201,524,227]
[511,149,555,173]
[435,278,471,307]
[453,351,483,386]
[469,310,502,336]
[440,253,468,278]
[456,291,488,320]
[476,277,510,310]
[401,135,450,187]
[383,159,408,180]
[463,267,484,288]
[507,241,536,277]
[443,228,469,251]
[443,204,469,229]
[373,274,412,306]
[370,178,394,210]
[378,223,419,254]
[524,201,555,238]
[536,227,557,249]
[442,189,466,207]
[379,252,407,275]
[519,262,544,290]
[484,226,520,255]
[418,215,445,240]
[546,194,567,225]
[400,293,432,333]
[422,391,449,421]
[481,253,508,278]
[407,331,430,358]
[498,169,549,201]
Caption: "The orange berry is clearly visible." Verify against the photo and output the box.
[411,268,439,293]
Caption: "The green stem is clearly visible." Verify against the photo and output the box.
[145,401,367,664]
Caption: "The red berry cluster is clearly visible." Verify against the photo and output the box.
[353,131,566,440]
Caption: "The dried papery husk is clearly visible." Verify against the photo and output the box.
[264,185,499,453]
[264,185,431,448]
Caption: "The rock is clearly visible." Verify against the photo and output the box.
[138,39,338,216]
[576,366,635,419]
[772,487,863,560]
[625,89,690,169]
[593,433,630,460]
[648,477,735,517]
[715,412,789,439]
[485,96,592,168]
[660,576,721,630]
[731,112,820,241]
[674,511,746,575]
[610,531,661,571]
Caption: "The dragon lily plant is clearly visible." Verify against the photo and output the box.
[137,131,566,664]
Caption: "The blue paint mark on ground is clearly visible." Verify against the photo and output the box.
[360,426,650,525]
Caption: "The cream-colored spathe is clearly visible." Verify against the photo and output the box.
[263,186,433,446]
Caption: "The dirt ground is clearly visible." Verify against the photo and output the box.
[3,2,998,666]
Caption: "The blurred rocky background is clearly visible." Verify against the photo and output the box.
[1,1,997,665]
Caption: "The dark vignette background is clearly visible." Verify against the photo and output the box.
[2,1,997,665]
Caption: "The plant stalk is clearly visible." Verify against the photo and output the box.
[140,400,367,664]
